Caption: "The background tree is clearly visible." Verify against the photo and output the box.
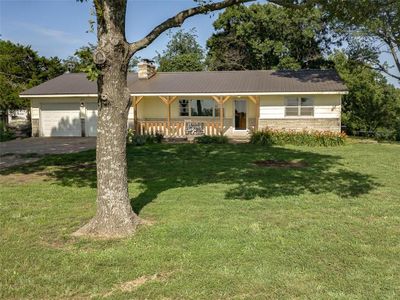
[156,29,205,72]
[322,0,400,81]
[206,3,333,70]
[0,40,65,123]
[332,51,400,136]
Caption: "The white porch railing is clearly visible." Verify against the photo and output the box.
[137,120,223,137]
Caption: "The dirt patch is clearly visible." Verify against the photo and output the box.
[254,160,308,169]
[102,272,171,297]
[0,171,49,184]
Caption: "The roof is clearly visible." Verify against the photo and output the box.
[20,69,347,96]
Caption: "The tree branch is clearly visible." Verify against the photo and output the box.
[129,0,256,55]
[366,62,400,81]
[128,0,310,56]
[128,0,315,56]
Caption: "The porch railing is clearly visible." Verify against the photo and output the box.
[137,120,223,137]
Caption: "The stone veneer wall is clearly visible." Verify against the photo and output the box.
[259,118,340,132]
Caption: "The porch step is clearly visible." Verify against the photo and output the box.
[228,136,251,144]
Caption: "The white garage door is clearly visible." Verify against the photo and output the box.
[40,103,81,137]
[85,102,98,137]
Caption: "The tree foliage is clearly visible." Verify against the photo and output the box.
[0,40,65,112]
[332,51,400,135]
[156,29,205,72]
[322,0,400,81]
[206,3,333,71]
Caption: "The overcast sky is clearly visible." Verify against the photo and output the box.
[1,0,398,87]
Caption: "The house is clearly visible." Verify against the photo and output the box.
[20,61,348,138]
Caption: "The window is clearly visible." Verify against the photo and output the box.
[179,100,189,116]
[285,97,314,117]
[179,99,218,117]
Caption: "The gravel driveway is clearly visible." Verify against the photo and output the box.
[0,137,96,169]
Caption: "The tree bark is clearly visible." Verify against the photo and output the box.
[74,0,141,238]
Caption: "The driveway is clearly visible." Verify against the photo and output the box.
[0,138,96,169]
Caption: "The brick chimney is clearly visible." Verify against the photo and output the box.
[138,59,156,79]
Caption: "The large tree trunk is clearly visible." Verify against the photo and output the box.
[73,0,141,238]
[73,0,257,239]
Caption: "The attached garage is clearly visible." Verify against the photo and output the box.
[85,102,98,137]
[40,103,81,137]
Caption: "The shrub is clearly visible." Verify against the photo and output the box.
[250,128,347,147]
[194,135,229,144]
[374,128,398,142]
[0,121,15,142]
[127,129,163,146]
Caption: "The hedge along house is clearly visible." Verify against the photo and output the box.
[20,61,348,138]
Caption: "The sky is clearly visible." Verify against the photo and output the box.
[0,0,399,87]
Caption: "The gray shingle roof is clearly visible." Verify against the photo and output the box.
[20,69,347,96]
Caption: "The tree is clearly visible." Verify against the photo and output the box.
[206,3,333,71]
[74,0,276,238]
[332,51,400,134]
[156,29,205,72]
[0,40,65,122]
[322,0,400,81]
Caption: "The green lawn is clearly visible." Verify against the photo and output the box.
[1,142,399,299]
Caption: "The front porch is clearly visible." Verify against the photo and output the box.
[131,95,260,138]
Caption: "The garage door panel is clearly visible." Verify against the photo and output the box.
[85,102,98,137]
[41,103,81,137]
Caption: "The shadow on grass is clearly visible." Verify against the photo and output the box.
[0,144,378,214]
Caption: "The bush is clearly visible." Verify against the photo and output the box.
[127,129,163,146]
[250,128,347,147]
[194,135,229,144]
[374,128,399,142]
[0,121,15,142]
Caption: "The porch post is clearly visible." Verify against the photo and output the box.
[255,96,260,131]
[133,96,138,134]
[168,100,171,134]
[133,96,144,134]
[159,96,177,136]
[219,101,224,135]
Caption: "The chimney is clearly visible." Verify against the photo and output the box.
[138,59,156,79]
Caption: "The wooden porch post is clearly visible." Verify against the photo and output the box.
[255,96,260,131]
[159,96,177,136]
[213,96,231,135]
[133,96,144,134]
[219,100,224,135]
[168,101,171,133]
[133,96,138,133]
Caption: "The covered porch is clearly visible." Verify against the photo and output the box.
[131,95,260,137]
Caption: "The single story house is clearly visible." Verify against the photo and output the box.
[20,61,348,138]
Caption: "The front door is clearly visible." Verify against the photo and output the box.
[234,100,247,130]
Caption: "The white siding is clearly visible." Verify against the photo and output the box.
[259,96,285,119]
[259,94,341,119]
[313,95,341,118]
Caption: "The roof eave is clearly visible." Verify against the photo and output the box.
[20,90,348,98]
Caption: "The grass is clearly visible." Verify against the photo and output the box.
[0,142,399,299]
